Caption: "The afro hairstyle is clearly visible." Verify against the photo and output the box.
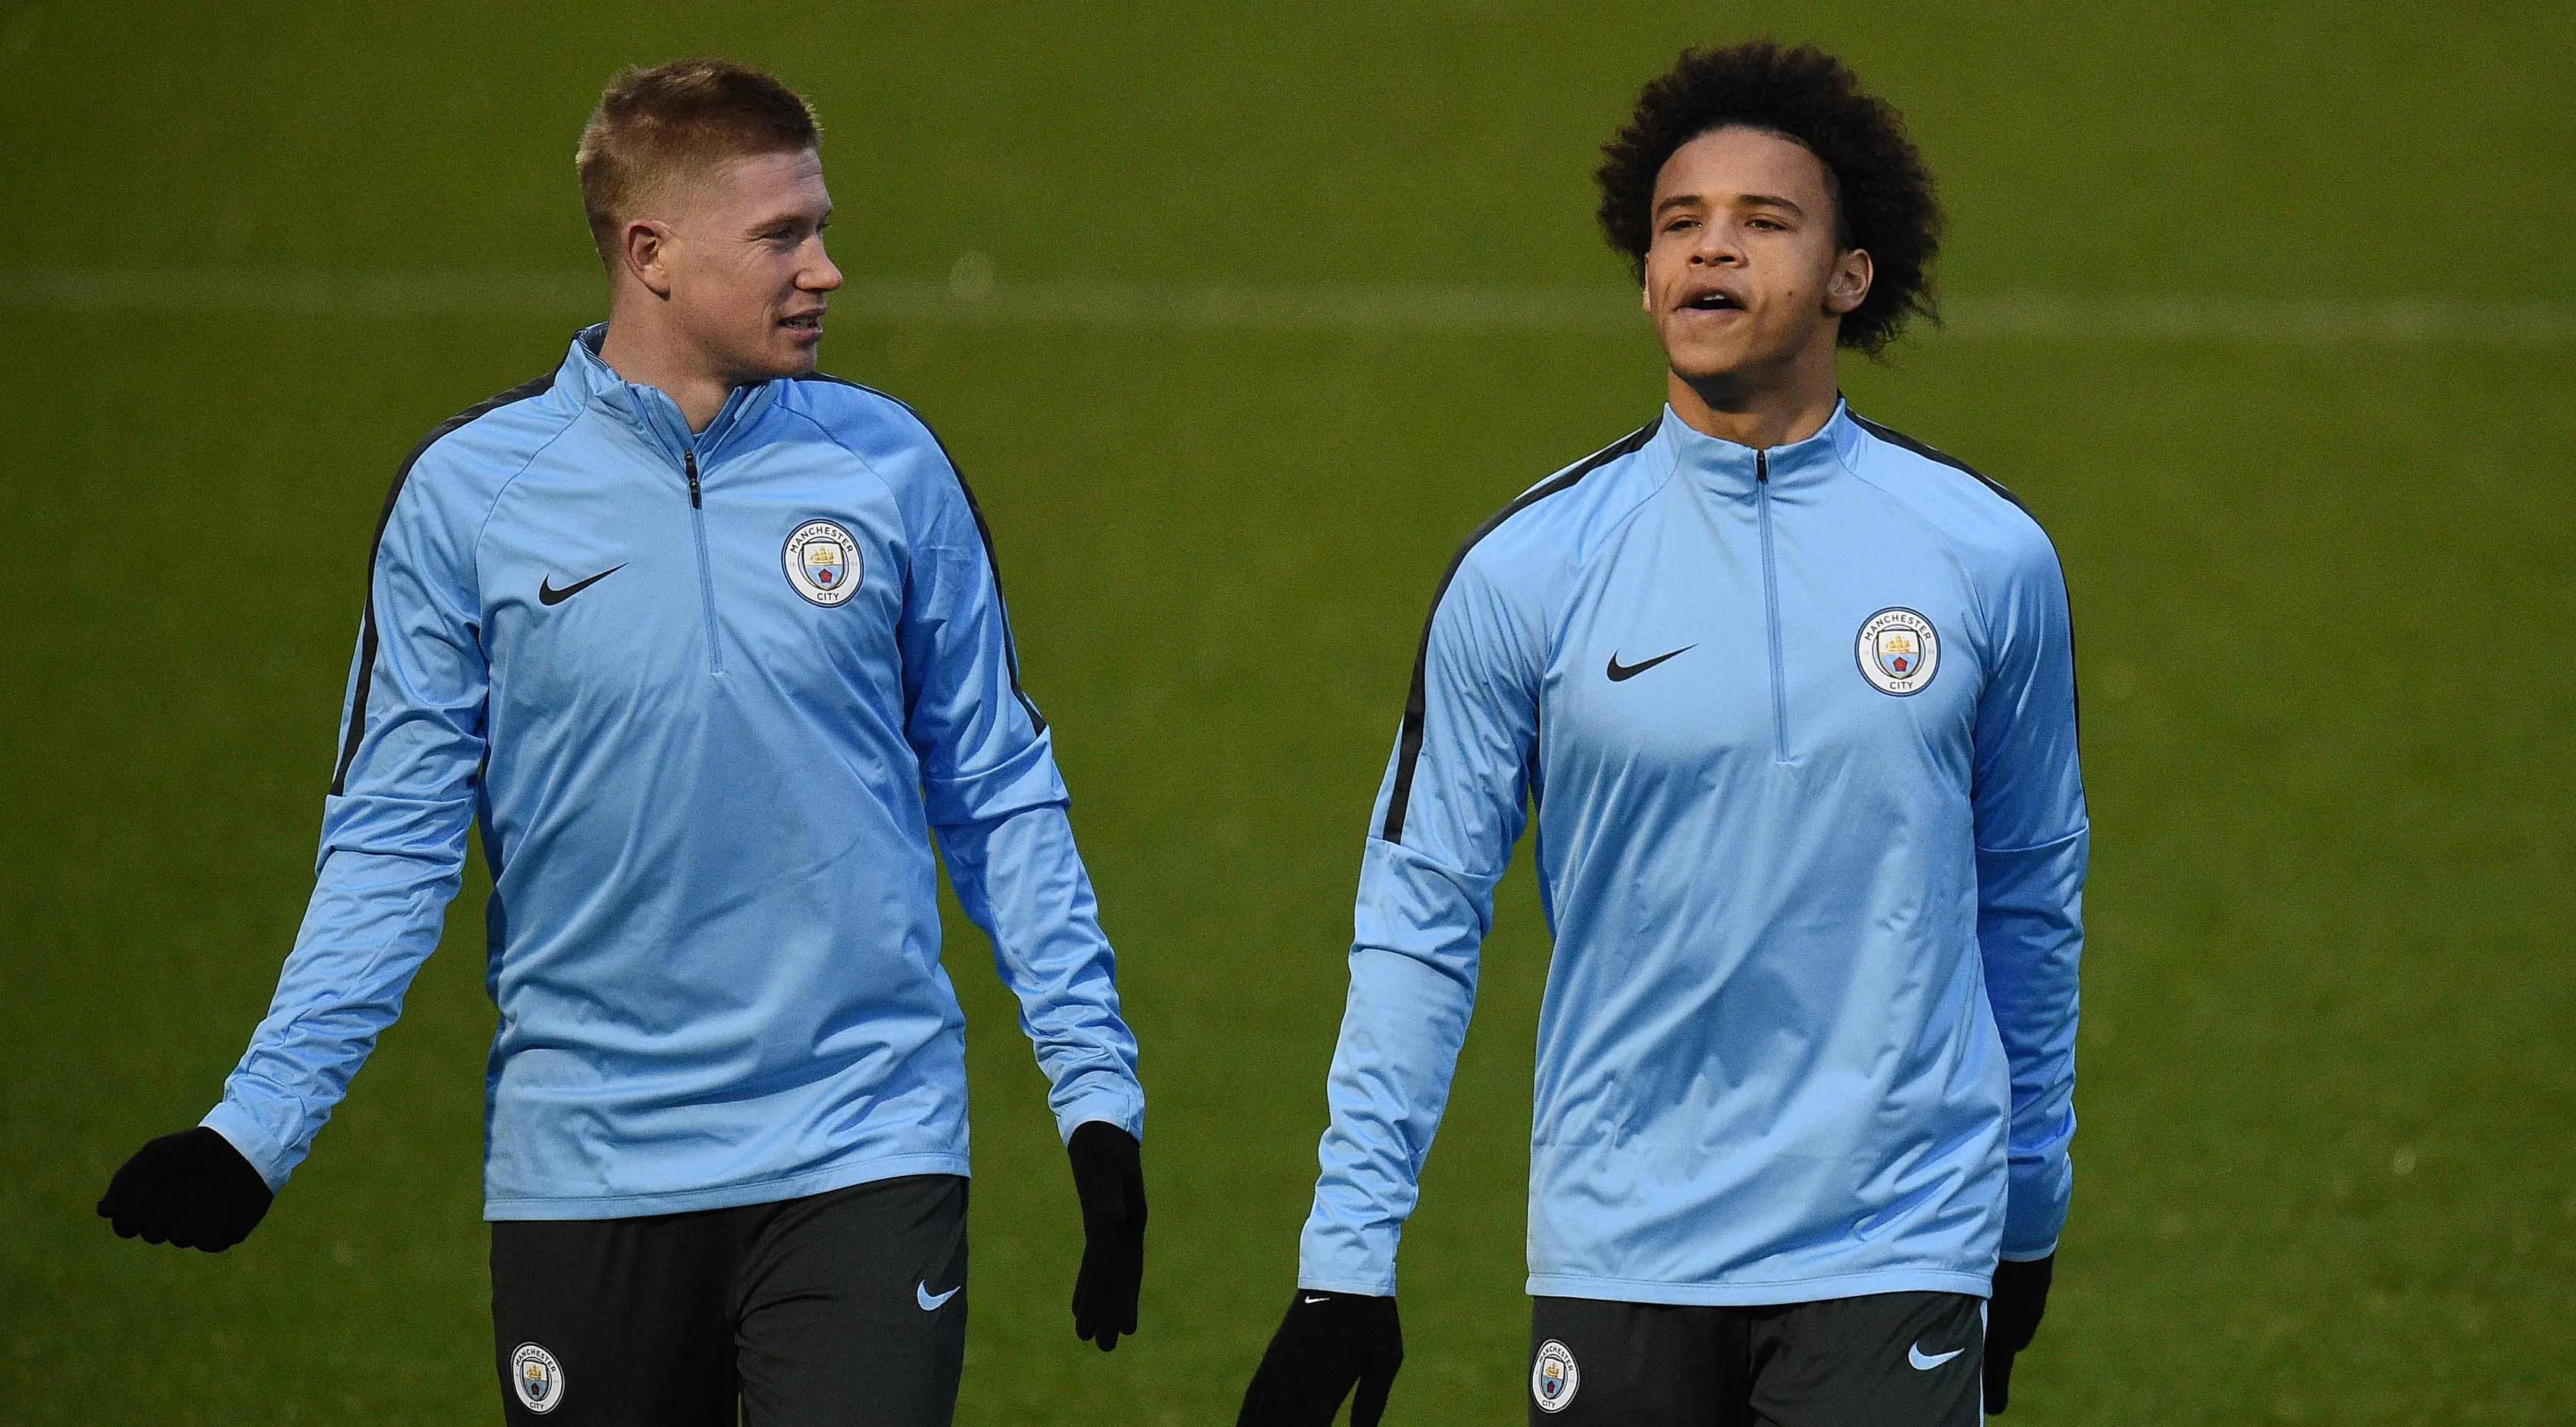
[1596,41,1941,354]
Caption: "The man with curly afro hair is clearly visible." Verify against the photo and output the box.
[1241,41,2086,1427]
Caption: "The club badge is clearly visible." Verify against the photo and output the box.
[1856,607,1939,696]
[510,1343,565,1414]
[1532,1339,1580,1412]
[783,519,862,606]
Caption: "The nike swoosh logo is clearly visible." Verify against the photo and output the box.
[917,1281,959,1311]
[538,564,625,606]
[1301,1295,1330,1305]
[1606,645,1693,681]
[1909,1342,1964,1370]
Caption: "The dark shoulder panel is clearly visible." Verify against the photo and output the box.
[1850,413,2037,521]
[1379,417,1659,844]
[331,372,557,795]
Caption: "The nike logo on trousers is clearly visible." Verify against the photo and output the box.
[1909,1341,1964,1370]
[917,1281,959,1311]
[538,564,625,606]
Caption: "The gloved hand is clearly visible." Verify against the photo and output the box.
[1984,1253,2055,1415]
[1237,1289,1403,1427]
[1067,1121,1146,1350]
[96,1127,273,1252]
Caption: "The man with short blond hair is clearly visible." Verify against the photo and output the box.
[97,58,1148,1426]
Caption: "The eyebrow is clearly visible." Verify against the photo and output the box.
[1655,191,1808,219]
[750,207,831,233]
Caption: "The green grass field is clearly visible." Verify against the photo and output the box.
[5,3,2572,1422]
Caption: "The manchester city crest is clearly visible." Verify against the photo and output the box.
[783,519,862,606]
[1855,607,1940,696]
[510,1343,564,1414]
[1532,1338,1580,1412]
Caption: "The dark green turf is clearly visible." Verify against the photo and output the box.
[4,5,2571,1423]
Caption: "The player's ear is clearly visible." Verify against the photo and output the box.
[623,220,676,300]
[1825,247,1872,318]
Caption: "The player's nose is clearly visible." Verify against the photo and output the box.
[1688,236,1744,267]
[802,240,843,292]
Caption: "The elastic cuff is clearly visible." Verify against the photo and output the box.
[1052,1090,1144,1145]
[1296,1273,1398,1297]
[200,1102,293,1194]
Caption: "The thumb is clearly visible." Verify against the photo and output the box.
[1985,1344,2016,1415]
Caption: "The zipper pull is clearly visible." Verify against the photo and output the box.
[1757,449,1769,484]
[685,449,702,508]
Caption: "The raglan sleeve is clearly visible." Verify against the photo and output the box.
[1299,547,1542,1295]
[894,432,1143,1145]
[1971,525,2091,1260]
[199,458,487,1192]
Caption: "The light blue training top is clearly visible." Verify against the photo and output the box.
[1299,403,2085,1305]
[205,328,1143,1220]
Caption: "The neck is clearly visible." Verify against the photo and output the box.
[596,286,739,433]
[1666,330,1842,449]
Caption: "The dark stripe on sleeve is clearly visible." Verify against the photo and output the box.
[942,469,1048,735]
[796,372,1048,736]
[331,372,556,795]
[1379,417,1658,845]
[1850,413,2080,733]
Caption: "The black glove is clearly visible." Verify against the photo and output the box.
[96,1127,273,1252]
[1984,1253,2055,1415]
[1067,1121,1146,1350]
[1237,1289,1403,1427]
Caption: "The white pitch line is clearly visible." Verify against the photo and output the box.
[4,270,2570,345]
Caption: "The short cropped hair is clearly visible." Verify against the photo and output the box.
[1596,41,1941,354]
[576,59,821,269]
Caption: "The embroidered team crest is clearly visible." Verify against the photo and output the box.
[510,1343,565,1414]
[783,519,862,606]
[1856,607,1940,696]
[1532,1339,1580,1412]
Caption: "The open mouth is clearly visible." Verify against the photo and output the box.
[780,312,825,333]
[1680,289,1742,312]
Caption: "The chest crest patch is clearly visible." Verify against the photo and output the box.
[783,519,862,606]
[1856,607,1939,695]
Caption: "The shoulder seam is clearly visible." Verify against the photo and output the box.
[1846,415,2080,731]
[331,371,556,795]
[468,405,588,567]
[1379,416,1659,844]
[1850,414,2038,522]
[785,376,1049,736]
[780,400,902,503]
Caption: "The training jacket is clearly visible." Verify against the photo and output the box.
[203,326,1143,1220]
[1299,402,2085,1305]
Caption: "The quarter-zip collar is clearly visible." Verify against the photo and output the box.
[561,323,780,469]
[1650,397,1865,500]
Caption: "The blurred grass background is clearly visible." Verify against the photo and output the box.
[2,2,2571,1423]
